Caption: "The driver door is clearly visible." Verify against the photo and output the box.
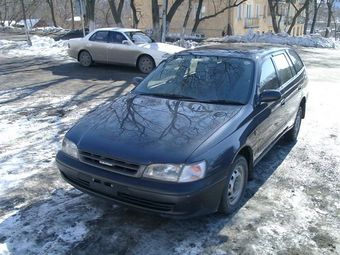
[107,31,140,65]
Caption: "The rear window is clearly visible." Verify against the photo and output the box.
[272,54,294,85]
[287,50,304,72]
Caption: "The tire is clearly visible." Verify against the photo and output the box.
[78,50,93,67]
[285,106,303,143]
[219,155,248,215]
[137,55,155,74]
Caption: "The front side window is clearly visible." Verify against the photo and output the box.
[124,32,153,44]
[134,55,254,105]
[109,31,127,44]
[259,58,280,91]
[272,53,294,84]
[89,31,109,42]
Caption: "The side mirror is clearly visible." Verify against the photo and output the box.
[122,40,131,45]
[260,90,282,102]
[132,76,144,86]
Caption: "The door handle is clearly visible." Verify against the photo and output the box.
[280,98,286,106]
[298,86,302,91]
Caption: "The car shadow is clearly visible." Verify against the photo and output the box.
[0,140,295,254]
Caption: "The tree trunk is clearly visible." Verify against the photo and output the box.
[166,0,185,24]
[151,0,161,41]
[46,0,57,27]
[303,0,310,35]
[180,0,192,43]
[287,1,309,35]
[85,0,96,31]
[108,0,124,27]
[310,0,321,34]
[70,0,75,29]
[325,0,333,37]
[130,0,139,28]
[268,0,279,33]
[192,0,204,33]
[20,0,32,46]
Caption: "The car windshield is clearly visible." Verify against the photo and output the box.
[134,55,254,105]
[124,31,153,44]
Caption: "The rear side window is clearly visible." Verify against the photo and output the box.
[287,50,304,72]
[272,54,294,85]
[89,31,109,42]
[109,31,127,44]
[259,58,280,91]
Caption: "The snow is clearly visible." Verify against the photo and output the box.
[208,31,338,48]
[0,35,68,58]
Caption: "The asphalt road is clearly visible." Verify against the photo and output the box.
[0,47,339,255]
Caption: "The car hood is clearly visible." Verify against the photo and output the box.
[68,94,243,164]
[136,42,184,54]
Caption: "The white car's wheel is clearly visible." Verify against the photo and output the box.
[137,55,155,74]
[79,51,93,67]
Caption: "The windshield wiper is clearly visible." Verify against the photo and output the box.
[200,99,245,105]
[137,92,196,101]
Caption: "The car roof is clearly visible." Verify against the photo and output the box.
[182,43,291,60]
[94,27,141,33]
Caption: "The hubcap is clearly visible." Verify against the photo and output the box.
[80,52,91,66]
[227,164,245,205]
[140,57,153,73]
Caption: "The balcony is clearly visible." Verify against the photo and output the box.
[244,18,260,28]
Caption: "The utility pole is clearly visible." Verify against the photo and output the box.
[20,0,32,46]
[79,0,86,37]
[161,0,167,42]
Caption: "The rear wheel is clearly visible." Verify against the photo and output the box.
[219,155,248,215]
[79,51,93,67]
[137,55,155,74]
[285,106,302,143]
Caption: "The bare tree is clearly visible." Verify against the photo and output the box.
[303,0,311,34]
[310,0,323,33]
[324,0,335,37]
[286,0,309,35]
[85,0,96,31]
[19,0,32,46]
[181,0,192,40]
[130,0,140,28]
[107,0,124,26]
[46,0,57,27]
[192,0,247,33]
[151,0,161,41]
[70,0,75,29]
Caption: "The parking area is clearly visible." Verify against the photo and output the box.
[0,46,339,255]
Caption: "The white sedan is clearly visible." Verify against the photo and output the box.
[67,28,185,73]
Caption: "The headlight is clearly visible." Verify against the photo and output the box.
[62,138,78,159]
[143,161,206,183]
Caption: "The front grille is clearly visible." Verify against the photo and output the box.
[79,150,140,176]
[61,171,90,188]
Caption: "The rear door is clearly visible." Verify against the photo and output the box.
[86,31,110,63]
[271,52,300,131]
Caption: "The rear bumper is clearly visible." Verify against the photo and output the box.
[56,151,225,218]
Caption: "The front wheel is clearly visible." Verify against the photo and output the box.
[137,55,155,74]
[219,155,248,215]
[285,106,302,143]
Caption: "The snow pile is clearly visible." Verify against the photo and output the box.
[0,35,68,58]
[171,40,200,49]
[208,31,336,48]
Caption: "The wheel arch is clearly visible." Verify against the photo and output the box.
[235,145,254,180]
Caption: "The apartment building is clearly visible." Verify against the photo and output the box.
[133,0,304,37]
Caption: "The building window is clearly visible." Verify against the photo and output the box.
[246,5,252,18]
[238,5,243,20]
[256,5,260,18]
[263,5,266,18]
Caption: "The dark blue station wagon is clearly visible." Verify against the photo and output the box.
[56,44,308,218]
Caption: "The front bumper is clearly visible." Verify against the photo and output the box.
[56,151,226,218]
